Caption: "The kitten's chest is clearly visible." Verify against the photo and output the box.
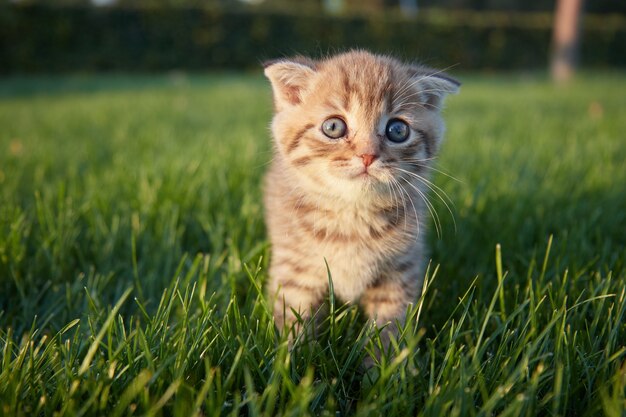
[310,201,394,246]
[305,203,409,300]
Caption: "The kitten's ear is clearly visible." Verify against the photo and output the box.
[408,67,461,110]
[263,58,316,111]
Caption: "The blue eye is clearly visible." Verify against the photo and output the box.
[322,117,347,139]
[385,119,410,143]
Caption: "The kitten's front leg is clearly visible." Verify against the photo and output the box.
[360,275,419,365]
[269,275,327,334]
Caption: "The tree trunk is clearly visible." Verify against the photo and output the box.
[551,0,584,83]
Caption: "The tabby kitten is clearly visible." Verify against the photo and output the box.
[263,50,459,341]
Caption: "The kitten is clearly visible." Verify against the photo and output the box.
[263,50,459,348]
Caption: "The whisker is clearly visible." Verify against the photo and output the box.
[392,63,460,111]
[392,176,420,240]
[402,157,465,184]
[394,101,433,113]
[402,156,439,163]
[386,178,407,239]
[393,69,459,105]
[253,157,276,170]
[394,84,459,112]
[385,178,401,231]
[393,167,457,233]
[390,176,409,235]
[405,64,460,90]
[393,95,445,112]
[396,87,450,103]
[395,167,456,206]
[391,76,417,103]
[399,176,442,239]
[412,165,463,184]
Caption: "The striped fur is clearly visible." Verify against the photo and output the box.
[263,50,459,336]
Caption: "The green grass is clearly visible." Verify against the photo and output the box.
[0,72,625,416]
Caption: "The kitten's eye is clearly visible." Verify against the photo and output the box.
[385,119,410,143]
[321,117,347,139]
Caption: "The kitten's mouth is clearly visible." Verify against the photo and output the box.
[353,170,379,182]
[344,164,386,185]
[353,169,370,178]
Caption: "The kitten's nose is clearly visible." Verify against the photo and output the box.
[360,154,378,168]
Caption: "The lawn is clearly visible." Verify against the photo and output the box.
[0,72,624,416]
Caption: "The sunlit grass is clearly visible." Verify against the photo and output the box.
[0,72,624,416]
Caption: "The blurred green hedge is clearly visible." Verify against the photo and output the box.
[1,5,624,73]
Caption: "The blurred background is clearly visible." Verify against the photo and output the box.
[0,0,624,76]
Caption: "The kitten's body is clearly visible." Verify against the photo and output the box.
[264,51,459,333]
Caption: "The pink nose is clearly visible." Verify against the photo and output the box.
[360,154,378,167]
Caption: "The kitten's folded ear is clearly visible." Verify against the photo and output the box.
[263,58,316,111]
[408,66,461,110]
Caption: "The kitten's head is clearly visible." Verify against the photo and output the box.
[264,50,459,202]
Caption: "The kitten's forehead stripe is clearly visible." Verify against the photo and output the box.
[323,100,341,112]
[385,78,395,114]
[340,66,351,110]
[348,57,388,122]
